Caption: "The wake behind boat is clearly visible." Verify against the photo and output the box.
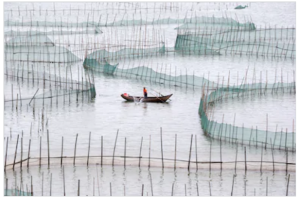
[121,93,172,103]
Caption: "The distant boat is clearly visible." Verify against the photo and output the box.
[121,93,173,103]
[234,5,248,9]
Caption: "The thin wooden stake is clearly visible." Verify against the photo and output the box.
[286,174,290,196]
[260,142,263,173]
[39,137,42,167]
[234,145,238,174]
[20,137,23,169]
[61,136,63,166]
[149,172,154,196]
[174,134,177,170]
[78,180,80,196]
[13,134,19,170]
[195,135,198,171]
[101,136,103,166]
[209,139,212,173]
[73,134,78,165]
[231,175,235,196]
[87,132,91,166]
[139,137,143,167]
[112,130,119,166]
[266,177,268,196]
[31,176,33,196]
[93,177,95,196]
[63,166,66,196]
[124,137,126,168]
[50,173,52,196]
[171,182,174,196]
[110,182,112,196]
[160,127,164,169]
[47,129,50,168]
[187,134,193,171]
[244,147,247,172]
[271,138,274,172]
[286,150,288,174]
[148,135,151,169]
[4,138,8,171]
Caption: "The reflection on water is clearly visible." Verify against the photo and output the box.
[5,164,295,196]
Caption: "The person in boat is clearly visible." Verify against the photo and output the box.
[143,87,148,98]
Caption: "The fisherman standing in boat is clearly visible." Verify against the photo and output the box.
[143,87,148,98]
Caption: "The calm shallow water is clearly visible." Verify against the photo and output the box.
[4,2,296,196]
[4,163,296,196]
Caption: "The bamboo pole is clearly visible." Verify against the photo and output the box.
[286,174,290,196]
[266,177,268,196]
[149,172,153,196]
[139,137,143,167]
[231,175,235,196]
[171,182,174,196]
[47,129,50,168]
[209,139,212,173]
[63,166,66,196]
[195,135,198,171]
[286,150,288,174]
[110,182,112,196]
[148,135,151,169]
[93,177,95,196]
[73,133,78,165]
[4,138,8,171]
[124,137,126,168]
[31,176,33,196]
[260,142,263,172]
[20,137,23,169]
[112,130,119,166]
[87,132,91,166]
[209,181,212,196]
[13,134,19,170]
[78,180,80,196]
[234,145,238,174]
[39,136,42,167]
[42,172,44,196]
[160,127,164,169]
[50,173,52,196]
[174,134,177,170]
[187,134,193,171]
[61,136,64,166]
[271,138,275,172]
[27,139,31,167]
[244,147,247,172]
[101,136,103,166]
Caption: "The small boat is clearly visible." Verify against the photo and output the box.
[234,5,248,9]
[121,93,172,103]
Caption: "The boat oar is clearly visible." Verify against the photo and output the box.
[150,88,162,96]
[150,88,172,102]
[149,92,167,103]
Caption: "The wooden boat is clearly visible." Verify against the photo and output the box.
[121,93,172,103]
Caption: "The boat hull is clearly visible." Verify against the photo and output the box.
[121,94,172,102]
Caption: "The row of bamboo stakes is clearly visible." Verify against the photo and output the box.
[4,2,250,17]
[4,129,293,196]
[3,173,291,196]
[4,61,96,109]
[4,129,295,174]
